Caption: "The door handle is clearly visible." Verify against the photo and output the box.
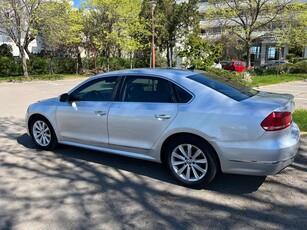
[95,111,107,116]
[155,114,171,120]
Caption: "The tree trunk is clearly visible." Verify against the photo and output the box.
[24,36,35,59]
[20,48,29,78]
[93,45,97,70]
[245,41,251,68]
[77,50,82,74]
[130,52,133,69]
[170,45,174,67]
[166,44,171,67]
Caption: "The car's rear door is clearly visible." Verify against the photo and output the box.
[56,76,120,148]
[108,75,178,153]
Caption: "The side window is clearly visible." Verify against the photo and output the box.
[173,84,193,103]
[70,76,120,101]
[122,76,174,103]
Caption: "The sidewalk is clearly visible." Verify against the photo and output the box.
[257,80,307,109]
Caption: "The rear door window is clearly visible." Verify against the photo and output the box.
[121,76,175,103]
[187,73,258,101]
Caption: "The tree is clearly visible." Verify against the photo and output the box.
[84,0,145,70]
[277,2,307,56]
[178,33,222,70]
[37,0,83,73]
[207,0,292,67]
[141,0,199,67]
[37,0,71,55]
[0,0,43,78]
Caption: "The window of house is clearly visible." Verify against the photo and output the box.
[268,47,276,60]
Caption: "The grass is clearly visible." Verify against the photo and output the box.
[293,109,307,132]
[250,74,307,87]
[0,74,89,82]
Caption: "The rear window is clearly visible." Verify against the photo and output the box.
[187,73,258,101]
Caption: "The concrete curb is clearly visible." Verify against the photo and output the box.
[300,132,307,137]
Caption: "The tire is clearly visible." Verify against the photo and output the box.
[29,116,58,150]
[165,135,217,188]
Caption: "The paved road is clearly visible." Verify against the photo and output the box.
[258,80,307,109]
[0,79,306,229]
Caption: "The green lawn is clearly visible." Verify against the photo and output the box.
[293,109,307,132]
[250,74,307,87]
[0,74,89,82]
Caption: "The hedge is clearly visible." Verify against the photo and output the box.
[0,56,154,78]
[252,61,307,75]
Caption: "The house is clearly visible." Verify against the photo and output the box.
[198,0,307,66]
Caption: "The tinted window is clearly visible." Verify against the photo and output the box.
[70,76,120,101]
[122,76,174,103]
[173,84,193,103]
[187,73,258,101]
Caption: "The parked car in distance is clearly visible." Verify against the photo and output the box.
[26,69,300,188]
[220,60,231,69]
[262,60,288,68]
[224,60,247,72]
[269,60,288,67]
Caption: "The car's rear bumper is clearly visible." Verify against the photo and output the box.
[214,123,300,176]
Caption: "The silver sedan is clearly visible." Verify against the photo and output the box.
[26,69,300,187]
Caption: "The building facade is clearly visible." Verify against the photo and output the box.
[198,0,307,66]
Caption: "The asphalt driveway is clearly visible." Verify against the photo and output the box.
[0,79,306,229]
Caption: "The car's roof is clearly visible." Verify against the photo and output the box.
[95,68,198,81]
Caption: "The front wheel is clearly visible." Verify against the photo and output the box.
[165,136,217,188]
[30,116,58,150]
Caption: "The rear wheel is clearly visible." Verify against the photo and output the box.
[165,135,217,188]
[30,116,58,150]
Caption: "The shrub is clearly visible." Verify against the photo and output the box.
[51,57,77,74]
[279,62,307,74]
[251,67,265,76]
[0,44,13,58]
[82,57,96,70]
[286,53,294,63]
[29,57,49,74]
[293,57,307,64]
[252,61,307,75]
[0,56,12,77]
[134,58,148,68]
[207,67,245,83]
[293,62,307,73]
[10,58,23,76]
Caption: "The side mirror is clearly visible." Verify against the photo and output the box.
[59,93,69,102]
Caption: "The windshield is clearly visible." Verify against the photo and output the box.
[187,73,258,101]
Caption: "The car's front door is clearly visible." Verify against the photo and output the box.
[108,76,178,153]
[56,76,120,148]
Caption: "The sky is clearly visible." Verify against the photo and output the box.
[73,0,83,8]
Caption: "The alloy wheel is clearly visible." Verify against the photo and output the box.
[32,120,51,147]
[171,144,208,182]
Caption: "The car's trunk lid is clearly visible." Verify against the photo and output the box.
[246,91,295,112]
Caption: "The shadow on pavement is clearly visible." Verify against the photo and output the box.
[17,133,265,195]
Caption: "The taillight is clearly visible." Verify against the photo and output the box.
[261,112,292,131]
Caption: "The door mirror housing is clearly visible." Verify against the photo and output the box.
[59,93,69,102]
